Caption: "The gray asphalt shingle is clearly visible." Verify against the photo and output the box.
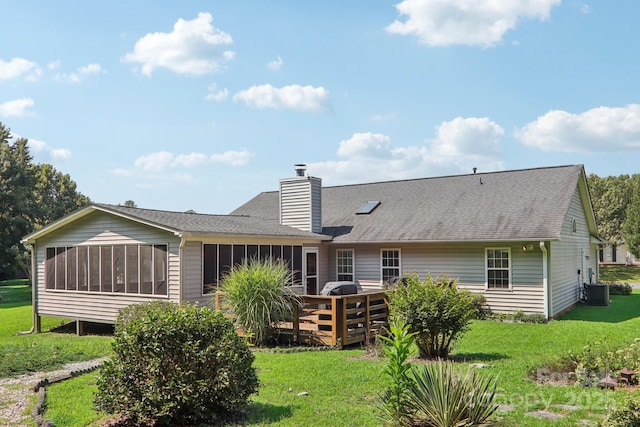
[96,204,330,239]
[231,165,587,243]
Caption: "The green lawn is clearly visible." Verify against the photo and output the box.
[4,279,640,426]
[0,280,113,378]
[600,265,640,283]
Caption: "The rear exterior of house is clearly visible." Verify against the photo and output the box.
[23,164,601,329]
[233,164,601,319]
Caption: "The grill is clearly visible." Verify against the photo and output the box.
[320,281,358,296]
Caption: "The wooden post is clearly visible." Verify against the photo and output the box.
[76,320,84,336]
[331,297,339,347]
[340,297,347,348]
[365,294,371,342]
[293,301,300,343]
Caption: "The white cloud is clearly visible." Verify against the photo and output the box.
[309,117,504,184]
[205,83,229,101]
[57,63,105,83]
[211,149,254,166]
[337,133,393,158]
[386,0,560,47]
[0,98,35,117]
[174,152,211,167]
[233,84,331,112]
[515,104,640,153]
[125,148,255,178]
[0,57,41,81]
[123,12,235,76]
[267,55,283,71]
[23,137,72,160]
[134,151,175,171]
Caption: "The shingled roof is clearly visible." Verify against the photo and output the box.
[22,203,331,244]
[231,165,598,243]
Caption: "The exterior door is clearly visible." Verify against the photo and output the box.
[303,248,318,295]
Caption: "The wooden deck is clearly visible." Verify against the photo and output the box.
[214,291,389,348]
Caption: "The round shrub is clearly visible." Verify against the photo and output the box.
[95,301,258,425]
[386,273,477,358]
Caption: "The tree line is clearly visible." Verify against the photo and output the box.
[2,117,640,279]
[1,121,89,280]
[588,173,640,259]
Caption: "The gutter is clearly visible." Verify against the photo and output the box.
[539,241,549,319]
[17,243,37,335]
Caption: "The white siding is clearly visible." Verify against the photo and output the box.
[34,211,181,323]
[549,186,596,317]
[328,241,545,315]
[279,176,322,233]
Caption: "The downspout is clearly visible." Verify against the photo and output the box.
[178,234,186,303]
[539,241,549,320]
[18,243,38,335]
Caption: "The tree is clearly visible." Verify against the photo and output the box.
[123,200,137,207]
[0,121,90,279]
[0,124,34,279]
[31,164,90,228]
[623,175,640,259]
[588,173,634,244]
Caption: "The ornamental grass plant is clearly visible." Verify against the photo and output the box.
[220,257,300,346]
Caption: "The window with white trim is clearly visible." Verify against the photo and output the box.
[381,249,401,282]
[486,248,510,289]
[336,249,354,281]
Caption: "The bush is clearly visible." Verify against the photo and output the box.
[407,361,498,427]
[607,282,633,295]
[602,392,640,426]
[221,257,299,346]
[386,273,477,358]
[95,301,258,425]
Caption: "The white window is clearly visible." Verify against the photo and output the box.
[486,248,511,289]
[336,249,354,281]
[381,249,401,282]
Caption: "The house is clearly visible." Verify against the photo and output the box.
[22,164,600,332]
[599,241,640,266]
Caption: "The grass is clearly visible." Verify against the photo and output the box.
[5,278,640,426]
[600,265,640,283]
[0,280,113,378]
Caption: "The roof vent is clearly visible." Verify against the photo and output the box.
[294,164,307,177]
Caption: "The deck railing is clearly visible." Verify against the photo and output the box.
[214,291,389,348]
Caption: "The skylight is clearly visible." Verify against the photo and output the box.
[356,200,380,215]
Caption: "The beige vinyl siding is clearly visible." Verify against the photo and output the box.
[34,211,181,323]
[329,241,545,314]
[549,186,595,317]
[182,241,206,304]
[279,177,322,233]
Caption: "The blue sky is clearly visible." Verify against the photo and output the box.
[2,1,639,214]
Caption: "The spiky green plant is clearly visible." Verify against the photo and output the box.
[220,257,299,346]
[407,360,498,427]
